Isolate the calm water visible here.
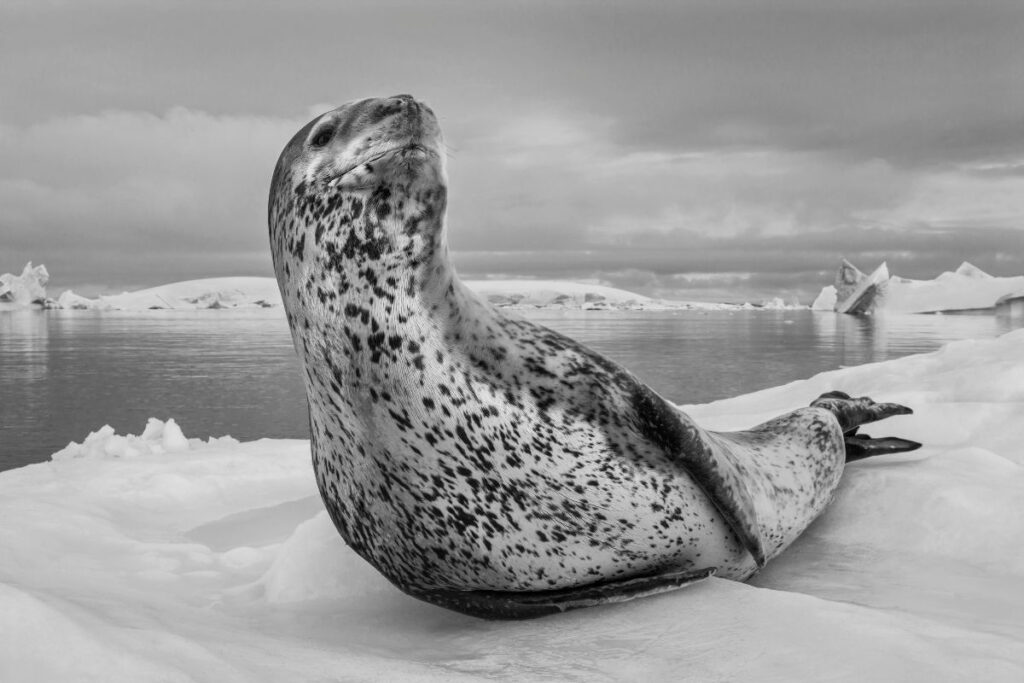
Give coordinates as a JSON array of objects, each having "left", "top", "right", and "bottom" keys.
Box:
[{"left": 2, "top": 308, "right": 1022, "bottom": 471}]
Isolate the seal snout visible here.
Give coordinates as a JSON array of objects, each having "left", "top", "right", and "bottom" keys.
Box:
[
  {"left": 355, "top": 95, "right": 441, "bottom": 165},
  {"left": 387, "top": 95, "right": 439, "bottom": 143},
  {"left": 368, "top": 94, "right": 420, "bottom": 125}
]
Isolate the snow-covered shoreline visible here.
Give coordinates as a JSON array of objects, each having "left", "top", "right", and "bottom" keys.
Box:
[
  {"left": 1, "top": 264, "right": 805, "bottom": 312},
  {"left": 3, "top": 329, "right": 1023, "bottom": 681},
  {"left": 8, "top": 260, "right": 1024, "bottom": 315}
]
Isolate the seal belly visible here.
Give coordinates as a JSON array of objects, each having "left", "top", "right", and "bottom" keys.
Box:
[{"left": 308, "top": 364, "right": 759, "bottom": 592}]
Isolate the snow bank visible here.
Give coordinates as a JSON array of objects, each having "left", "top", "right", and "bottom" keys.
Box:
[
  {"left": 0, "top": 262, "right": 48, "bottom": 309},
  {"left": 3, "top": 331, "right": 1024, "bottom": 680},
  {"left": 817, "top": 259, "right": 1024, "bottom": 314}
]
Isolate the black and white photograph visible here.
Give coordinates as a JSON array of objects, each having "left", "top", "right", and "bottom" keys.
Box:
[{"left": 2, "top": 1, "right": 1023, "bottom": 680}]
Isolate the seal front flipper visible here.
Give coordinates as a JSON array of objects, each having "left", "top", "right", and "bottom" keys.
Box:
[
  {"left": 411, "top": 567, "right": 717, "bottom": 620},
  {"left": 631, "top": 384, "right": 768, "bottom": 568}
]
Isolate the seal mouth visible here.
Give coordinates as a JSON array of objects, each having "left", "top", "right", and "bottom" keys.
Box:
[{"left": 328, "top": 143, "right": 438, "bottom": 184}]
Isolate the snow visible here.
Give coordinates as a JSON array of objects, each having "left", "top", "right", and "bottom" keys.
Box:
[
  {"left": 817, "top": 259, "right": 1024, "bottom": 314},
  {"left": 0, "top": 262, "right": 49, "bottom": 310},
  {"left": 3, "top": 331, "right": 1024, "bottom": 681}
]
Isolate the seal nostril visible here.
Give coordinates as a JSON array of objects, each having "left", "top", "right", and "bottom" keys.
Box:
[
  {"left": 369, "top": 101, "right": 404, "bottom": 124},
  {"left": 394, "top": 94, "right": 418, "bottom": 111}
]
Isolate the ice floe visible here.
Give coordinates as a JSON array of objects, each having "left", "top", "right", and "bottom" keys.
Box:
[{"left": 2, "top": 330, "right": 1023, "bottom": 680}]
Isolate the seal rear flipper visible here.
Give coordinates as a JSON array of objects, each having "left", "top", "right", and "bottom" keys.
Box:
[
  {"left": 810, "top": 391, "right": 914, "bottom": 433},
  {"left": 844, "top": 433, "right": 922, "bottom": 462},
  {"left": 810, "top": 392, "right": 921, "bottom": 462},
  {"left": 631, "top": 384, "right": 768, "bottom": 568},
  {"left": 411, "top": 567, "right": 717, "bottom": 620}
]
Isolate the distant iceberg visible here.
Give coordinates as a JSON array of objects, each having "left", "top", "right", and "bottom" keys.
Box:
[
  {"left": 466, "top": 279, "right": 656, "bottom": 309},
  {"left": 47, "top": 277, "right": 285, "bottom": 311},
  {"left": 815, "top": 259, "right": 1024, "bottom": 315},
  {"left": 0, "top": 262, "right": 49, "bottom": 309},
  {"left": 832, "top": 260, "right": 891, "bottom": 315},
  {"left": 35, "top": 274, "right": 808, "bottom": 313},
  {"left": 465, "top": 280, "right": 804, "bottom": 311}
]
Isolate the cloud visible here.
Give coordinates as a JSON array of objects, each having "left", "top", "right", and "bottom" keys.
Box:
[
  {"left": 449, "top": 109, "right": 1024, "bottom": 254},
  {"left": 453, "top": 223, "right": 1024, "bottom": 304},
  {"left": 3, "top": 103, "right": 1022, "bottom": 301},
  {"left": 448, "top": 111, "right": 911, "bottom": 252},
  {"left": 4, "top": 2, "right": 1022, "bottom": 170},
  {"left": 0, "top": 108, "right": 306, "bottom": 289},
  {"left": 2, "top": 1, "right": 1023, "bottom": 298}
]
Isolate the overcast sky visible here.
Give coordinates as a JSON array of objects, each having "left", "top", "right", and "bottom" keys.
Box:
[{"left": 2, "top": 0, "right": 1023, "bottom": 302}]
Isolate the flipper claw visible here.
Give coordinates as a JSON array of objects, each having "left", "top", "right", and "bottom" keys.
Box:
[{"left": 844, "top": 435, "right": 922, "bottom": 461}]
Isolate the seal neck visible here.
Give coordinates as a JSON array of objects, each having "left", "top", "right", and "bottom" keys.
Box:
[{"left": 284, "top": 188, "right": 485, "bottom": 369}]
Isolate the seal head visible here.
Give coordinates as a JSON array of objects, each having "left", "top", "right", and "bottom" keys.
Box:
[{"left": 270, "top": 94, "right": 447, "bottom": 306}]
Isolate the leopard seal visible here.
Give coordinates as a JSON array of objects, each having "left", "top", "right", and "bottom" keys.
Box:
[{"left": 268, "top": 94, "right": 920, "bottom": 619}]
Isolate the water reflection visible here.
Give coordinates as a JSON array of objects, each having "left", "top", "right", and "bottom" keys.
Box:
[
  {"left": 0, "top": 310, "right": 49, "bottom": 380},
  {"left": 1, "top": 308, "right": 1022, "bottom": 471},
  {"left": 526, "top": 309, "right": 1023, "bottom": 405},
  {"left": 811, "top": 310, "right": 1019, "bottom": 369}
]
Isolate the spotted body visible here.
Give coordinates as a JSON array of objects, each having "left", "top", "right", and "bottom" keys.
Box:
[{"left": 269, "top": 95, "right": 911, "bottom": 619}]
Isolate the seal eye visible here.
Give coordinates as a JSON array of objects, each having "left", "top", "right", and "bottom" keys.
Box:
[{"left": 310, "top": 128, "right": 334, "bottom": 148}]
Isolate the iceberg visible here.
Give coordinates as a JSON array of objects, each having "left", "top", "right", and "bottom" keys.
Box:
[
  {"left": 53, "top": 289, "right": 100, "bottom": 310},
  {"left": 816, "top": 259, "right": 1024, "bottom": 315},
  {"left": 0, "top": 262, "right": 49, "bottom": 309},
  {"left": 2, "top": 330, "right": 1024, "bottom": 680},
  {"left": 832, "top": 259, "right": 891, "bottom": 314},
  {"left": 811, "top": 285, "right": 837, "bottom": 311}
]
